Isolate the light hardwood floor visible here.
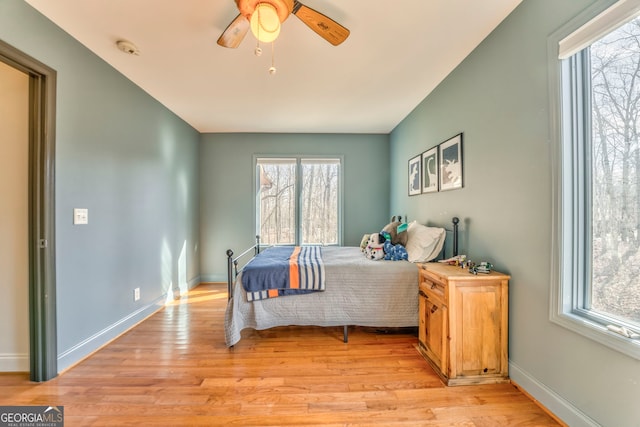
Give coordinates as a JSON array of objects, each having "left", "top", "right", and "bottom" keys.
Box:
[{"left": 0, "top": 283, "right": 562, "bottom": 426}]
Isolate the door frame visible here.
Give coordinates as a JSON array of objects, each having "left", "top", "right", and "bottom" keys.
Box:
[{"left": 0, "top": 40, "right": 57, "bottom": 381}]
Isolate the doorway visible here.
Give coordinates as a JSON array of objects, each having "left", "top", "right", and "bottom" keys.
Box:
[
  {"left": 0, "top": 60, "right": 29, "bottom": 373},
  {"left": 0, "top": 39, "right": 57, "bottom": 382}
]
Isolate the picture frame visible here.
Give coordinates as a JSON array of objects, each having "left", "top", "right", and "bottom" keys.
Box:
[
  {"left": 408, "top": 154, "right": 421, "bottom": 196},
  {"left": 439, "top": 133, "right": 463, "bottom": 191},
  {"left": 421, "top": 146, "right": 439, "bottom": 193}
]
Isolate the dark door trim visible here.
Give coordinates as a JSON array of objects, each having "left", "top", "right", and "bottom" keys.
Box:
[{"left": 0, "top": 39, "right": 57, "bottom": 381}]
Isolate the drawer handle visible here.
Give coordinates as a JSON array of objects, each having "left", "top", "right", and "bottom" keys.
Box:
[{"left": 431, "top": 283, "right": 436, "bottom": 290}]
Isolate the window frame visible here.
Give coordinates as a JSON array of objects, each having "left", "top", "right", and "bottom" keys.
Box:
[
  {"left": 549, "top": 0, "right": 640, "bottom": 360},
  {"left": 253, "top": 154, "right": 344, "bottom": 247}
]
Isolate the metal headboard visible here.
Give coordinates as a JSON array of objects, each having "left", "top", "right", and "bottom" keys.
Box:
[
  {"left": 450, "top": 216, "right": 460, "bottom": 257},
  {"left": 436, "top": 216, "right": 460, "bottom": 261}
]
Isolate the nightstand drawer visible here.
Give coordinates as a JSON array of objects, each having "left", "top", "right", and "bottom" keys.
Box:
[{"left": 420, "top": 270, "right": 446, "bottom": 303}]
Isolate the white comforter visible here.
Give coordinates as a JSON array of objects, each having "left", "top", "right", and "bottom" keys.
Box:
[{"left": 224, "top": 246, "right": 419, "bottom": 346}]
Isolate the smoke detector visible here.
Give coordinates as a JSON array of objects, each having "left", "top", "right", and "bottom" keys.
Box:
[{"left": 116, "top": 40, "right": 140, "bottom": 55}]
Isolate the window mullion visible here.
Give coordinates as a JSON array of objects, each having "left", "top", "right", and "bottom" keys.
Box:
[{"left": 295, "top": 158, "right": 302, "bottom": 246}]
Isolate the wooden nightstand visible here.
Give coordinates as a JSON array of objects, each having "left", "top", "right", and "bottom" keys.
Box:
[{"left": 417, "top": 262, "right": 510, "bottom": 386}]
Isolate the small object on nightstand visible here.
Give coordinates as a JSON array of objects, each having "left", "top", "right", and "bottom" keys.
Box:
[
  {"left": 439, "top": 254, "right": 467, "bottom": 266},
  {"left": 470, "top": 261, "right": 493, "bottom": 274}
]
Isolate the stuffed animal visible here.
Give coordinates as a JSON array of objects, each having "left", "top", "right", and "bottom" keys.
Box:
[
  {"left": 365, "top": 232, "right": 408, "bottom": 261},
  {"left": 365, "top": 245, "right": 385, "bottom": 261},
  {"left": 383, "top": 240, "right": 408, "bottom": 261},
  {"left": 359, "top": 234, "right": 370, "bottom": 252},
  {"left": 364, "top": 233, "right": 386, "bottom": 260},
  {"left": 381, "top": 216, "right": 408, "bottom": 246}
]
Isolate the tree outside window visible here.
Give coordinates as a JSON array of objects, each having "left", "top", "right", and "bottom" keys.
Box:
[
  {"left": 589, "top": 16, "right": 640, "bottom": 326},
  {"left": 256, "top": 157, "right": 340, "bottom": 246}
]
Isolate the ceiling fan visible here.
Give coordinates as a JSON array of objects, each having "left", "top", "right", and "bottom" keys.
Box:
[{"left": 217, "top": 0, "right": 350, "bottom": 48}]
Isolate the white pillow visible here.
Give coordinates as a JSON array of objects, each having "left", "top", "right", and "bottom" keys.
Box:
[{"left": 405, "top": 221, "right": 446, "bottom": 263}]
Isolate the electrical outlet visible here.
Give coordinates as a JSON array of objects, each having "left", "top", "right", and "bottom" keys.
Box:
[{"left": 134, "top": 288, "right": 140, "bottom": 302}]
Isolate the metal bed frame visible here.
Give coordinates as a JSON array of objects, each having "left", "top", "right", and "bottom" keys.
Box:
[
  {"left": 226, "top": 235, "right": 262, "bottom": 302},
  {"left": 225, "top": 217, "right": 459, "bottom": 343}
]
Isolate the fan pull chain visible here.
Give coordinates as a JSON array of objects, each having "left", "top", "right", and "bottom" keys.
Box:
[
  {"left": 251, "top": 5, "right": 276, "bottom": 74},
  {"left": 254, "top": 6, "right": 262, "bottom": 56},
  {"left": 269, "top": 41, "right": 276, "bottom": 75}
]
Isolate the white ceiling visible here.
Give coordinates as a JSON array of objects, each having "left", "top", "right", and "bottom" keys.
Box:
[{"left": 25, "top": 0, "right": 522, "bottom": 134}]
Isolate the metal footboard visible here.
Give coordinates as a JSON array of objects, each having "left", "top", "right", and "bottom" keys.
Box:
[{"left": 226, "top": 235, "right": 261, "bottom": 301}]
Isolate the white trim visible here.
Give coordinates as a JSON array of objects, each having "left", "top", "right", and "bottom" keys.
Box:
[
  {"left": 559, "top": 0, "right": 640, "bottom": 59},
  {"left": 200, "top": 274, "right": 227, "bottom": 283},
  {"left": 57, "top": 295, "right": 166, "bottom": 372},
  {"left": 56, "top": 277, "right": 203, "bottom": 372},
  {"left": 510, "top": 361, "right": 601, "bottom": 427},
  {"left": 551, "top": 312, "right": 640, "bottom": 359},
  {"left": 0, "top": 353, "right": 29, "bottom": 372}
]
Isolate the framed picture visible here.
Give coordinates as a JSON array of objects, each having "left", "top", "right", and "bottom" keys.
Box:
[
  {"left": 408, "top": 154, "right": 421, "bottom": 196},
  {"left": 439, "top": 133, "right": 463, "bottom": 191},
  {"left": 421, "top": 147, "right": 439, "bottom": 193}
]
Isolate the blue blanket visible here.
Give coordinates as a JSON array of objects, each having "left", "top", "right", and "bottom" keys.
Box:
[{"left": 241, "top": 246, "right": 325, "bottom": 301}]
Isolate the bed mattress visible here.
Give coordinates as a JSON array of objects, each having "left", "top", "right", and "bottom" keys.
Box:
[{"left": 224, "top": 246, "right": 419, "bottom": 346}]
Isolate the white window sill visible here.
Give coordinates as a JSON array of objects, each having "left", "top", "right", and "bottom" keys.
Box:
[{"left": 551, "top": 311, "right": 640, "bottom": 360}]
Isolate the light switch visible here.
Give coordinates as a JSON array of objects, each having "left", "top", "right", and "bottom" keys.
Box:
[{"left": 73, "top": 208, "right": 88, "bottom": 225}]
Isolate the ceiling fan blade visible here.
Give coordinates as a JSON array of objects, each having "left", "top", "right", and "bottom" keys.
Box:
[
  {"left": 217, "top": 14, "right": 250, "bottom": 48},
  {"left": 292, "top": 1, "right": 350, "bottom": 46}
]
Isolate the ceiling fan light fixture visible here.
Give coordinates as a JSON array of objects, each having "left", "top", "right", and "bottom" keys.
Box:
[{"left": 250, "top": 3, "right": 280, "bottom": 43}]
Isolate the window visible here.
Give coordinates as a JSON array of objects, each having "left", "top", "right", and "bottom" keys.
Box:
[
  {"left": 551, "top": 0, "right": 640, "bottom": 358},
  {"left": 256, "top": 157, "right": 341, "bottom": 246},
  {"left": 589, "top": 16, "right": 640, "bottom": 330}
]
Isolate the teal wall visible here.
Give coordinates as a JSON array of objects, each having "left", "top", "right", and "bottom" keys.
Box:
[
  {"left": 0, "top": 0, "right": 201, "bottom": 371},
  {"left": 390, "top": 0, "right": 639, "bottom": 426},
  {"left": 199, "top": 133, "right": 390, "bottom": 281}
]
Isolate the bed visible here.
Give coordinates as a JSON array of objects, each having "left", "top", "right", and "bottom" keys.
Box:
[{"left": 224, "top": 218, "right": 459, "bottom": 347}]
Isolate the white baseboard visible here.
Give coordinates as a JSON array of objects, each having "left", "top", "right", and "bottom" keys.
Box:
[
  {"left": 9, "top": 277, "right": 203, "bottom": 377},
  {"left": 57, "top": 296, "right": 165, "bottom": 373},
  {"left": 509, "top": 361, "right": 601, "bottom": 427},
  {"left": 0, "top": 353, "right": 29, "bottom": 372},
  {"left": 188, "top": 276, "right": 201, "bottom": 288},
  {"left": 200, "top": 274, "right": 227, "bottom": 283},
  {"left": 173, "top": 276, "right": 203, "bottom": 296},
  {"left": 56, "top": 277, "right": 200, "bottom": 373}
]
